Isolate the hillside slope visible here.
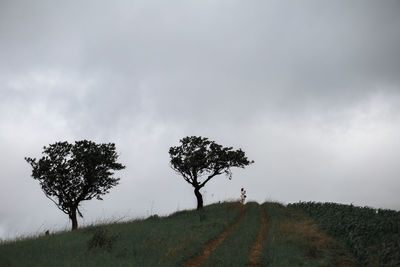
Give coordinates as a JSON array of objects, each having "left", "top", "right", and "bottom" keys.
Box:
[
  {"left": 289, "top": 202, "right": 400, "bottom": 266},
  {"left": 0, "top": 201, "right": 368, "bottom": 266}
]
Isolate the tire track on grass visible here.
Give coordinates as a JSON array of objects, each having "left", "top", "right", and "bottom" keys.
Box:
[
  {"left": 248, "top": 206, "right": 268, "bottom": 267},
  {"left": 184, "top": 205, "right": 245, "bottom": 267}
]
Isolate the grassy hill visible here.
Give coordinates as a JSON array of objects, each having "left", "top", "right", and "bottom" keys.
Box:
[{"left": 0, "top": 201, "right": 398, "bottom": 266}]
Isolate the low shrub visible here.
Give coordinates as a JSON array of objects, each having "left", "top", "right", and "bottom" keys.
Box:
[{"left": 87, "top": 227, "right": 119, "bottom": 252}]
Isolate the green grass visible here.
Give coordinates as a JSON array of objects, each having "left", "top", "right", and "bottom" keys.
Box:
[
  {"left": 289, "top": 201, "right": 400, "bottom": 266},
  {"left": 0, "top": 201, "right": 241, "bottom": 267},
  {"left": 260, "top": 202, "right": 356, "bottom": 266},
  {"left": 203, "top": 201, "right": 261, "bottom": 266},
  {"left": 0, "top": 201, "right": 375, "bottom": 266}
]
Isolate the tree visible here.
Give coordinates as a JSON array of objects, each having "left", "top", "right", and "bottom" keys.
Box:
[
  {"left": 169, "top": 136, "right": 254, "bottom": 210},
  {"left": 25, "top": 140, "right": 125, "bottom": 230}
]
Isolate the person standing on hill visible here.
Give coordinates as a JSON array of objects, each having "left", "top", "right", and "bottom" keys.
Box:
[{"left": 241, "top": 188, "right": 247, "bottom": 204}]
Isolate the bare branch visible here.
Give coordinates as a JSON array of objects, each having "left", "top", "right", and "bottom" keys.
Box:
[
  {"left": 199, "top": 170, "right": 221, "bottom": 188},
  {"left": 44, "top": 193, "right": 69, "bottom": 215}
]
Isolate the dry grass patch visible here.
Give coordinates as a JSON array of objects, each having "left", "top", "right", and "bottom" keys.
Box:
[{"left": 279, "top": 219, "right": 333, "bottom": 259}]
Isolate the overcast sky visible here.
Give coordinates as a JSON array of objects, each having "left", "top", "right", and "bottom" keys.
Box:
[{"left": 1, "top": 0, "right": 400, "bottom": 240}]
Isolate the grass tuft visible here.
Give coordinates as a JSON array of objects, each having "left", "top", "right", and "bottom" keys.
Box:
[{"left": 87, "top": 227, "right": 119, "bottom": 252}]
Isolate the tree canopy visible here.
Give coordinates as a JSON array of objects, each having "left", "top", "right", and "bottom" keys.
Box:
[
  {"left": 25, "top": 140, "right": 125, "bottom": 230},
  {"left": 169, "top": 136, "right": 253, "bottom": 209}
]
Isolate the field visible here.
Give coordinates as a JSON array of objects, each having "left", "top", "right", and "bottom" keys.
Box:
[
  {"left": 0, "top": 201, "right": 397, "bottom": 266},
  {"left": 289, "top": 202, "right": 400, "bottom": 266}
]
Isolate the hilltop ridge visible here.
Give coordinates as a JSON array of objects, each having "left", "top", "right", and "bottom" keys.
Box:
[{"left": 1, "top": 201, "right": 399, "bottom": 266}]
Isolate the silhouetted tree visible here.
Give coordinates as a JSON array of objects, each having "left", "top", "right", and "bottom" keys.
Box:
[
  {"left": 25, "top": 140, "right": 125, "bottom": 230},
  {"left": 169, "top": 136, "right": 254, "bottom": 210}
]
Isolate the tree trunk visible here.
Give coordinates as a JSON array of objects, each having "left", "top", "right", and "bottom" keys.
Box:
[
  {"left": 69, "top": 209, "right": 78, "bottom": 231},
  {"left": 194, "top": 187, "right": 203, "bottom": 210}
]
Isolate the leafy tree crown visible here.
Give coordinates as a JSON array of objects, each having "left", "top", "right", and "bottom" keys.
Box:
[
  {"left": 169, "top": 136, "right": 254, "bottom": 188},
  {"left": 25, "top": 140, "right": 125, "bottom": 216}
]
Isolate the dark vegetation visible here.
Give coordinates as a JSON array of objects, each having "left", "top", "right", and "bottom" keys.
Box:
[
  {"left": 289, "top": 202, "right": 400, "bottom": 266},
  {"left": 261, "top": 202, "right": 356, "bottom": 266},
  {"left": 169, "top": 136, "right": 253, "bottom": 209},
  {"left": 203, "top": 202, "right": 261, "bottom": 266},
  {"left": 87, "top": 227, "right": 119, "bottom": 252},
  {"left": 0, "top": 202, "right": 241, "bottom": 266},
  {"left": 0, "top": 201, "right": 376, "bottom": 266},
  {"left": 25, "top": 140, "right": 125, "bottom": 230}
]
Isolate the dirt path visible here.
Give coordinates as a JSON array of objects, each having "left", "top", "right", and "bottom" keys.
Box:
[
  {"left": 184, "top": 205, "right": 246, "bottom": 267},
  {"left": 248, "top": 206, "right": 268, "bottom": 267}
]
